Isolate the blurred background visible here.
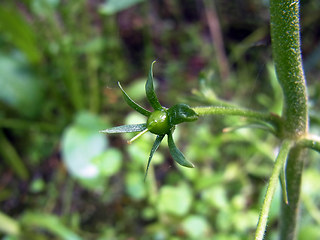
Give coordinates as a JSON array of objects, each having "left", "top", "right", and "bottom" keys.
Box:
[{"left": 0, "top": 0, "right": 320, "bottom": 239}]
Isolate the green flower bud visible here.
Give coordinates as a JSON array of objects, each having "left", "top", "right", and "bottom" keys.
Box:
[{"left": 147, "top": 110, "right": 171, "bottom": 135}]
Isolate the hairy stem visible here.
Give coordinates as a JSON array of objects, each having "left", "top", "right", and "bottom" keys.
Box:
[
  {"left": 270, "top": 0, "right": 308, "bottom": 138},
  {"left": 192, "top": 106, "right": 280, "bottom": 126},
  {"left": 255, "top": 140, "right": 292, "bottom": 240},
  {"left": 270, "top": 0, "right": 308, "bottom": 239},
  {"left": 280, "top": 147, "right": 306, "bottom": 240},
  {"left": 297, "top": 138, "right": 320, "bottom": 153}
]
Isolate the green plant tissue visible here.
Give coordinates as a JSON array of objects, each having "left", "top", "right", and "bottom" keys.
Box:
[
  {"left": 157, "top": 184, "right": 193, "bottom": 216},
  {"left": 61, "top": 112, "right": 108, "bottom": 180},
  {"left": 0, "top": 52, "right": 43, "bottom": 118},
  {"left": 99, "top": 0, "right": 145, "bottom": 15}
]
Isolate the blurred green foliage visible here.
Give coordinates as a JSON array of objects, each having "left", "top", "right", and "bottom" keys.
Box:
[{"left": 0, "top": 0, "right": 319, "bottom": 239}]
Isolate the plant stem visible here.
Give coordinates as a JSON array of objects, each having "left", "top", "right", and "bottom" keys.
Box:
[
  {"left": 279, "top": 147, "right": 306, "bottom": 240},
  {"left": 255, "top": 140, "right": 292, "bottom": 240},
  {"left": 297, "top": 137, "right": 320, "bottom": 153},
  {"left": 192, "top": 106, "right": 280, "bottom": 125},
  {"left": 270, "top": 1, "right": 308, "bottom": 239},
  {"left": 270, "top": 0, "right": 308, "bottom": 138}
]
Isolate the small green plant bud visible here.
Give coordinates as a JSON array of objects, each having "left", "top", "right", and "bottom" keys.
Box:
[
  {"left": 102, "top": 61, "right": 198, "bottom": 179},
  {"left": 147, "top": 110, "right": 171, "bottom": 135}
]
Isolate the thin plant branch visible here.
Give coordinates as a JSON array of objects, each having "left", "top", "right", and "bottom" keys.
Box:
[
  {"left": 255, "top": 140, "right": 292, "bottom": 240},
  {"left": 297, "top": 137, "right": 320, "bottom": 153},
  {"left": 192, "top": 106, "right": 281, "bottom": 126}
]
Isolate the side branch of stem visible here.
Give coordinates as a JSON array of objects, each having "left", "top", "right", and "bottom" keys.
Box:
[
  {"left": 192, "top": 106, "right": 280, "bottom": 126},
  {"left": 255, "top": 140, "right": 292, "bottom": 240},
  {"left": 297, "top": 137, "right": 320, "bottom": 153}
]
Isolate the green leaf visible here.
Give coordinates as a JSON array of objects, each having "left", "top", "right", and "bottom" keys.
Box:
[
  {"left": 144, "top": 134, "right": 165, "bottom": 180},
  {"left": 99, "top": 0, "right": 145, "bottom": 15},
  {"left": 61, "top": 112, "right": 107, "bottom": 180},
  {"left": 31, "top": 0, "right": 60, "bottom": 18},
  {"left": 167, "top": 132, "right": 194, "bottom": 168},
  {"left": 182, "top": 215, "right": 210, "bottom": 238},
  {"left": 118, "top": 82, "right": 151, "bottom": 117},
  {"left": 157, "top": 184, "right": 193, "bottom": 216},
  {"left": 0, "top": 211, "right": 20, "bottom": 235},
  {"left": 0, "top": 52, "right": 43, "bottom": 118},
  {"left": 168, "top": 103, "right": 198, "bottom": 125},
  {"left": 145, "top": 61, "right": 162, "bottom": 111},
  {"left": 125, "top": 79, "right": 147, "bottom": 101},
  {"left": 92, "top": 148, "right": 122, "bottom": 177},
  {"left": 0, "top": 130, "right": 29, "bottom": 180},
  {"left": 298, "top": 225, "right": 320, "bottom": 240},
  {"left": 125, "top": 172, "right": 146, "bottom": 200},
  {"left": 29, "top": 178, "right": 45, "bottom": 193},
  {"left": 0, "top": 7, "right": 41, "bottom": 63},
  {"left": 100, "top": 123, "right": 147, "bottom": 133},
  {"left": 21, "top": 212, "right": 82, "bottom": 240}
]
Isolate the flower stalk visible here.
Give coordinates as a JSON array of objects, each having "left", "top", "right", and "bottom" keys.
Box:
[{"left": 192, "top": 106, "right": 280, "bottom": 124}]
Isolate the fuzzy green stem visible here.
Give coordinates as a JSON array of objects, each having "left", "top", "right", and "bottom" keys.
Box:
[
  {"left": 280, "top": 147, "right": 306, "bottom": 240},
  {"left": 296, "top": 138, "right": 320, "bottom": 153},
  {"left": 270, "top": 1, "right": 308, "bottom": 239},
  {"left": 255, "top": 140, "right": 292, "bottom": 240},
  {"left": 192, "top": 106, "right": 280, "bottom": 125},
  {"left": 270, "top": 0, "right": 308, "bottom": 138}
]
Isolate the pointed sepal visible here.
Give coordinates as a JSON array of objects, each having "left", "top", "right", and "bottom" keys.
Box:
[
  {"left": 167, "top": 131, "right": 194, "bottom": 168},
  {"left": 118, "top": 82, "right": 151, "bottom": 117},
  {"left": 145, "top": 61, "right": 163, "bottom": 111},
  {"left": 100, "top": 123, "right": 147, "bottom": 133},
  {"left": 144, "top": 134, "right": 165, "bottom": 181}
]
